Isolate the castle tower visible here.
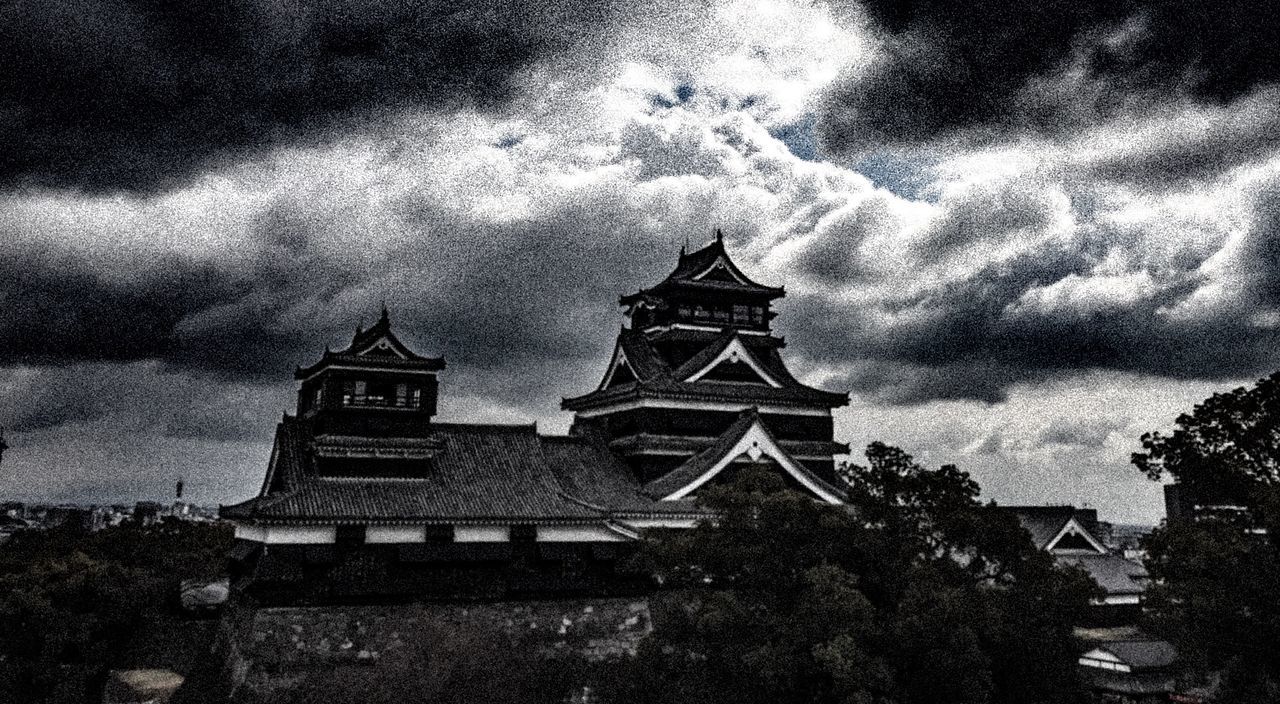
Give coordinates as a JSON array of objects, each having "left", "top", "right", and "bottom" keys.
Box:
[
  {"left": 563, "top": 231, "right": 850, "bottom": 495},
  {"left": 293, "top": 306, "right": 444, "bottom": 442}
]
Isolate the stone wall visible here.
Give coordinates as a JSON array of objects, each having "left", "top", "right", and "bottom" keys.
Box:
[{"left": 226, "top": 598, "right": 651, "bottom": 700}]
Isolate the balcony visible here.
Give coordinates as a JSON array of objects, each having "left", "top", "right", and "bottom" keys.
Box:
[{"left": 341, "top": 394, "right": 421, "bottom": 410}]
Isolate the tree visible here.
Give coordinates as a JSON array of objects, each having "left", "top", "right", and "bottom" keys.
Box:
[
  {"left": 0, "top": 520, "right": 231, "bottom": 704},
  {"left": 1133, "top": 373, "right": 1280, "bottom": 701},
  {"left": 604, "top": 443, "right": 1095, "bottom": 704},
  {"left": 1133, "top": 370, "right": 1280, "bottom": 510}
]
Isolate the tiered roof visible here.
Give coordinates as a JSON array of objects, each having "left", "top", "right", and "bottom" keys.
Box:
[
  {"left": 295, "top": 308, "right": 445, "bottom": 379},
  {"left": 619, "top": 230, "right": 784, "bottom": 306},
  {"left": 563, "top": 328, "right": 848, "bottom": 411}
]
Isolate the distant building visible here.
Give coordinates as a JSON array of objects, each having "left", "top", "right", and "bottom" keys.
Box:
[
  {"left": 221, "top": 234, "right": 850, "bottom": 603},
  {"left": 1002, "top": 505, "right": 1180, "bottom": 703},
  {"left": 45, "top": 505, "right": 96, "bottom": 532},
  {"left": 1002, "top": 506, "right": 1149, "bottom": 623},
  {"left": 1164, "top": 482, "right": 1257, "bottom": 528},
  {"left": 1075, "top": 631, "right": 1181, "bottom": 703},
  {"left": 134, "top": 501, "right": 164, "bottom": 525}
]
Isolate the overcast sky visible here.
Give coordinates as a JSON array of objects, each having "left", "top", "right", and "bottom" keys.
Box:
[{"left": 4, "top": 0, "right": 1279, "bottom": 524}]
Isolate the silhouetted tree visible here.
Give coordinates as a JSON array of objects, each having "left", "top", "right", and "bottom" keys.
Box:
[
  {"left": 604, "top": 443, "right": 1094, "bottom": 704},
  {"left": 1134, "top": 374, "right": 1280, "bottom": 701},
  {"left": 0, "top": 521, "right": 231, "bottom": 704}
]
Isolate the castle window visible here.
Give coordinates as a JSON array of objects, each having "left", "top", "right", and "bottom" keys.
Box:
[
  {"left": 424, "top": 524, "right": 454, "bottom": 544},
  {"left": 750, "top": 306, "right": 764, "bottom": 324},
  {"left": 732, "top": 304, "right": 749, "bottom": 324},
  {"left": 711, "top": 307, "right": 729, "bottom": 322},
  {"left": 313, "top": 387, "right": 323, "bottom": 406},
  {"left": 410, "top": 388, "right": 422, "bottom": 408},
  {"left": 336, "top": 524, "right": 366, "bottom": 546},
  {"left": 396, "top": 383, "right": 408, "bottom": 407},
  {"left": 693, "top": 305, "right": 710, "bottom": 319},
  {"left": 510, "top": 524, "right": 536, "bottom": 543},
  {"left": 365, "top": 381, "right": 392, "bottom": 405}
]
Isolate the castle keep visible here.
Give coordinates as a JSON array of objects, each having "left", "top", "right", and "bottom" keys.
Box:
[{"left": 221, "top": 233, "right": 849, "bottom": 602}]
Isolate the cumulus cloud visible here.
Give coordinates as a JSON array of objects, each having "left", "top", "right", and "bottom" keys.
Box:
[{"left": 1035, "top": 415, "right": 1129, "bottom": 449}]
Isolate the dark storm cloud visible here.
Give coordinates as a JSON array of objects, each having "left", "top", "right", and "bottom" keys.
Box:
[
  {"left": 820, "top": 0, "right": 1280, "bottom": 156},
  {"left": 819, "top": 0, "right": 1124, "bottom": 151},
  {"left": 783, "top": 187, "right": 1280, "bottom": 405},
  {"left": 0, "top": 363, "right": 279, "bottom": 441},
  {"left": 0, "top": 179, "right": 694, "bottom": 431},
  {"left": 0, "top": 0, "right": 617, "bottom": 193},
  {"left": 0, "top": 243, "right": 243, "bottom": 365},
  {"left": 0, "top": 204, "right": 363, "bottom": 376}
]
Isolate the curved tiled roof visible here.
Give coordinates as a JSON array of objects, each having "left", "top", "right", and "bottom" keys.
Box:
[
  {"left": 1095, "top": 640, "right": 1178, "bottom": 670},
  {"left": 641, "top": 409, "right": 847, "bottom": 502},
  {"left": 563, "top": 374, "right": 849, "bottom": 410},
  {"left": 222, "top": 417, "right": 701, "bottom": 524},
  {"left": 294, "top": 309, "right": 445, "bottom": 379},
  {"left": 609, "top": 433, "right": 849, "bottom": 458},
  {"left": 565, "top": 326, "right": 847, "bottom": 411},
  {"left": 620, "top": 234, "right": 784, "bottom": 306},
  {"left": 1058, "top": 553, "right": 1149, "bottom": 596}
]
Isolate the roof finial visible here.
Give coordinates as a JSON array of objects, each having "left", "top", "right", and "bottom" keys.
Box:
[
  {"left": 379, "top": 298, "right": 389, "bottom": 325},
  {"left": 715, "top": 227, "right": 723, "bottom": 244}
]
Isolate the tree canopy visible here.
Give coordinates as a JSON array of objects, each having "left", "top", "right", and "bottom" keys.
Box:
[
  {"left": 602, "top": 442, "right": 1096, "bottom": 704},
  {"left": 1133, "top": 373, "right": 1280, "bottom": 702},
  {"left": 0, "top": 518, "right": 231, "bottom": 704},
  {"left": 1133, "top": 370, "right": 1280, "bottom": 509}
]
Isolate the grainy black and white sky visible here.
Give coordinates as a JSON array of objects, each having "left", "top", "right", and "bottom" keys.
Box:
[{"left": 4, "top": 0, "right": 1280, "bottom": 523}]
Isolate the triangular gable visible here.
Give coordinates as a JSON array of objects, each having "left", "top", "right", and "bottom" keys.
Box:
[
  {"left": 656, "top": 417, "right": 843, "bottom": 504},
  {"left": 1045, "top": 516, "right": 1107, "bottom": 554},
  {"left": 684, "top": 337, "right": 782, "bottom": 387},
  {"left": 597, "top": 342, "right": 639, "bottom": 391},
  {"left": 355, "top": 334, "right": 411, "bottom": 358},
  {"left": 1081, "top": 648, "right": 1124, "bottom": 664},
  {"left": 692, "top": 258, "right": 750, "bottom": 285},
  {"left": 1079, "top": 648, "right": 1131, "bottom": 672}
]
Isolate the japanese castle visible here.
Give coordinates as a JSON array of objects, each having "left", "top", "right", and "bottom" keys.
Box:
[{"left": 222, "top": 232, "right": 849, "bottom": 602}]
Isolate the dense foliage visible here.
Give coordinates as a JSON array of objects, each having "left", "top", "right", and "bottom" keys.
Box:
[
  {"left": 602, "top": 443, "right": 1096, "bottom": 704},
  {"left": 1133, "top": 370, "right": 1280, "bottom": 507},
  {"left": 0, "top": 518, "right": 231, "bottom": 703},
  {"left": 1133, "top": 373, "right": 1280, "bottom": 701}
]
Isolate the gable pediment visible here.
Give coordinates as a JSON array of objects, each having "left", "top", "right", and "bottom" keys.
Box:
[
  {"left": 652, "top": 417, "right": 843, "bottom": 504},
  {"left": 1046, "top": 517, "right": 1107, "bottom": 554},
  {"left": 598, "top": 343, "right": 639, "bottom": 391},
  {"left": 685, "top": 338, "right": 782, "bottom": 387},
  {"left": 693, "top": 259, "right": 749, "bottom": 284},
  {"left": 357, "top": 335, "right": 409, "bottom": 358}
]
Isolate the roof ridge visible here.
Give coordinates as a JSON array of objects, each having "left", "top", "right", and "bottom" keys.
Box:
[{"left": 430, "top": 421, "right": 538, "bottom": 433}]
